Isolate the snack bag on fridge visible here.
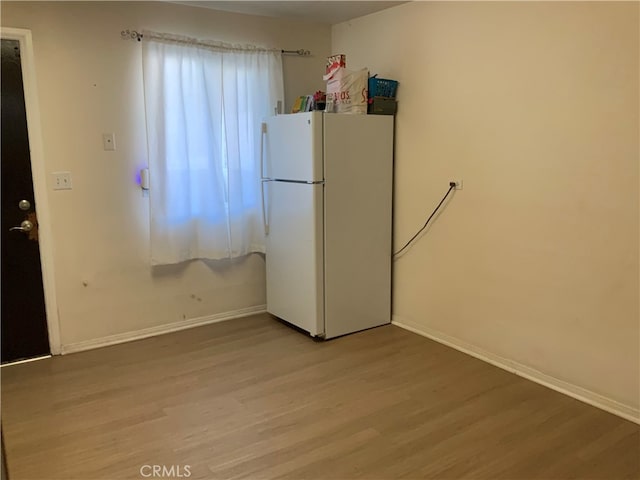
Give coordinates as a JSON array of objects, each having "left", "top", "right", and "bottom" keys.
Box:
[{"left": 324, "top": 67, "right": 368, "bottom": 115}]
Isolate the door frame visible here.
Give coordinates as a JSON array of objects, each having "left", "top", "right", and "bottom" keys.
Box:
[{"left": 1, "top": 27, "right": 61, "bottom": 355}]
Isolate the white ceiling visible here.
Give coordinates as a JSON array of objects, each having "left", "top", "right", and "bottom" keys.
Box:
[{"left": 176, "top": 1, "right": 407, "bottom": 25}]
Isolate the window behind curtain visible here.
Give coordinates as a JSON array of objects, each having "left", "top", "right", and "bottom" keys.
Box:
[{"left": 142, "top": 36, "right": 284, "bottom": 265}]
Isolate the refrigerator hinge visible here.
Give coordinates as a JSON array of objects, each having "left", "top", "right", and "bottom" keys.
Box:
[{"left": 261, "top": 122, "right": 267, "bottom": 133}]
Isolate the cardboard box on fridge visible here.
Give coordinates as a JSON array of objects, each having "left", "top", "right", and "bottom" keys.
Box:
[
  {"left": 367, "top": 96, "right": 397, "bottom": 115},
  {"left": 325, "top": 54, "right": 346, "bottom": 76}
]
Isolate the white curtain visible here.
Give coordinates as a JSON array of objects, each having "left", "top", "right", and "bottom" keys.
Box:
[{"left": 142, "top": 34, "right": 284, "bottom": 265}]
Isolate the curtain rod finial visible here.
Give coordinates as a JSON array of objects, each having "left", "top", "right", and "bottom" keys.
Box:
[{"left": 121, "top": 29, "right": 143, "bottom": 42}]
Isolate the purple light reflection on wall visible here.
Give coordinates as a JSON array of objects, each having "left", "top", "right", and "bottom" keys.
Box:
[{"left": 134, "top": 165, "right": 148, "bottom": 186}]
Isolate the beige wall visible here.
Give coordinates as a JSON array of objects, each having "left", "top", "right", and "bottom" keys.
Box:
[
  {"left": 1, "top": 1, "right": 330, "bottom": 347},
  {"left": 333, "top": 2, "right": 639, "bottom": 412}
]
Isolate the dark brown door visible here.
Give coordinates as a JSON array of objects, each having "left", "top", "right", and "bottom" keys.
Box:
[{"left": 1, "top": 39, "right": 50, "bottom": 363}]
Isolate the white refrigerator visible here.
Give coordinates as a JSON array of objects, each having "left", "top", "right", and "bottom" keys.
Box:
[{"left": 261, "top": 112, "right": 394, "bottom": 339}]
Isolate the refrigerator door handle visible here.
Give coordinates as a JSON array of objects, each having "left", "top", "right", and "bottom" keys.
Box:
[
  {"left": 261, "top": 178, "right": 270, "bottom": 235},
  {"left": 260, "top": 122, "right": 270, "bottom": 235},
  {"left": 260, "top": 122, "right": 267, "bottom": 180}
]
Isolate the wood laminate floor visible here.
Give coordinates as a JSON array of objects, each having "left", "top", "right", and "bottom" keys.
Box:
[{"left": 1, "top": 314, "right": 638, "bottom": 480}]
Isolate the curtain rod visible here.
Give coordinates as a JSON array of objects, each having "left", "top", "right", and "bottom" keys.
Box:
[
  {"left": 120, "top": 29, "right": 311, "bottom": 56},
  {"left": 281, "top": 49, "right": 311, "bottom": 56}
]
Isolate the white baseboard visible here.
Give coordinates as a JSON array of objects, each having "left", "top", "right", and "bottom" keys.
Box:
[
  {"left": 392, "top": 315, "right": 640, "bottom": 425},
  {"left": 61, "top": 305, "right": 267, "bottom": 355}
]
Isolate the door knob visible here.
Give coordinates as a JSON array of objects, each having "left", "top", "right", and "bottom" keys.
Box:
[{"left": 9, "top": 220, "right": 33, "bottom": 232}]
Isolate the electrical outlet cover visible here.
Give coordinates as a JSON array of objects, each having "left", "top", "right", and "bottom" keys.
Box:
[
  {"left": 102, "top": 133, "right": 116, "bottom": 151},
  {"left": 52, "top": 171, "right": 72, "bottom": 190}
]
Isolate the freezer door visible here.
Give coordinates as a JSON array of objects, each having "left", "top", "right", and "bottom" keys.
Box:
[
  {"left": 264, "top": 112, "right": 323, "bottom": 182},
  {"left": 265, "top": 181, "right": 324, "bottom": 336}
]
